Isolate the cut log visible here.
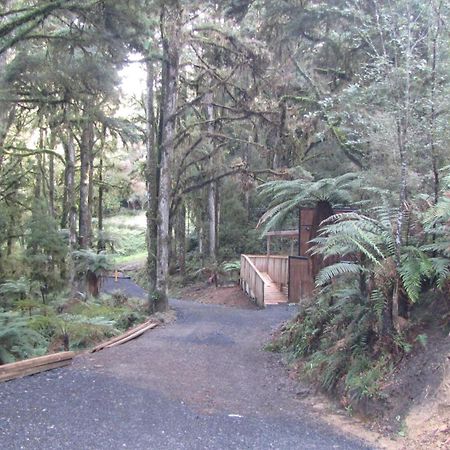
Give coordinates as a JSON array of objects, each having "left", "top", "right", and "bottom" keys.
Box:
[
  {"left": 91, "top": 320, "right": 158, "bottom": 353},
  {"left": 0, "top": 351, "right": 75, "bottom": 376},
  {"left": 0, "top": 359, "right": 72, "bottom": 383},
  {"left": 105, "top": 323, "right": 158, "bottom": 348},
  {"left": 0, "top": 351, "right": 75, "bottom": 383}
]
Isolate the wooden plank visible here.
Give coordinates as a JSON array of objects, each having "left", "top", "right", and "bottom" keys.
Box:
[
  {"left": 265, "top": 230, "right": 299, "bottom": 238},
  {"left": 91, "top": 319, "right": 158, "bottom": 353},
  {"left": 0, "top": 359, "right": 72, "bottom": 383},
  {"left": 105, "top": 323, "right": 158, "bottom": 348},
  {"left": 240, "top": 254, "right": 265, "bottom": 307},
  {"left": 0, "top": 351, "right": 75, "bottom": 376}
]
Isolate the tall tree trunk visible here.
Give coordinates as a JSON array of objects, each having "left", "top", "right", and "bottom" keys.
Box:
[
  {"left": 155, "top": 3, "right": 181, "bottom": 311},
  {"left": 61, "top": 132, "right": 77, "bottom": 249},
  {"left": 391, "top": 6, "right": 413, "bottom": 334},
  {"left": 79, "top": 114, "right": 94, "bottom": 249},
  {"left": 97, "top": 155, "right": 105, "bottom": 251},
  {"left": 146, "top": 58, "right": 158, "bottom": 309},
  {"left": 205, "top": 92, "right": 217, "bottom": 263},
  {"left": 34, "top": 127, "right": 45, "bottom": 200},
  {"left": 48, "top": 131, "right": 56, "bottom": 218},
  {"left": 0, "top": 4, "right": 14, "bottom": 169},
  {"left": 61, "top": 130, "right": 77, "bottom": 287},
  {"left": 208, "top": 181, "right": 217, "bottom": 261},
  {"left": 429, "top": 0, "right": 443, "bottom": 204},
  {"left": 88, "top": 134, "right": 95, "bottom": 243},
  {"left": 175, "top": 203, "right": 186, "bottom": 275},
  {"left": 198, "top": 207, "right": 204, "bottom": 259}
]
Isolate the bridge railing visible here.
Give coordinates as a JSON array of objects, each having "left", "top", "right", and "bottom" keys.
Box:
[
  {"left": 240, "top": 254, "right": 265, "bottom": 307},
  {"left": 243, "top": 255, "right": 288, "bottom": 287},
  {"left": 240, "top": 255, "right": 289, "bottom": 307}
]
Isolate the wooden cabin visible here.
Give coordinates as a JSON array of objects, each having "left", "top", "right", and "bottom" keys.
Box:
[{"left": 240, "top": 205, "right": 348, "bottom": 307}]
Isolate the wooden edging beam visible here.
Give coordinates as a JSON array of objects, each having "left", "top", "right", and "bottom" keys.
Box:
[
  {"left": 0, "top": 351, "right": 76, "bottom": 383},
  {"left": 105, "top": 323, "right": 158, "bottom": 349},
  {"left": 91, "top": 319, "right": 159, "bottom": 353},
  {"left": 0, "top": 319, "right": 160, "bottom": 383}
]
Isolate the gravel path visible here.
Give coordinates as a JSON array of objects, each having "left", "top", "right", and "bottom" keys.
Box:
[
  {"left": 0, "top": 298, "right": 374, "bottom": 450},
  {"left": 101, "top": 276, "right": 148, "bottom": 299}
]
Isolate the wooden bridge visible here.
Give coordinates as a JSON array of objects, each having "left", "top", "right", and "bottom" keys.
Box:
[
  {"left": 240, "top": 206, "right": 354, "bottom": 308},
  {"left": 240, "top": 254, "right": 314, "bottom": 307},
  {"left": 240, "top": 255, "right": 288, "bottom": 306}
]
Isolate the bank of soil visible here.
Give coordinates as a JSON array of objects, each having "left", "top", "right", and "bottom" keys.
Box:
[
  {"left": 383, "top": 331, "right": 450, "bottom": 449},
  {"left": 175, "top": 282, "right": 259, "bottom": 309},
  {"left": 292, "top": 331, "right": 450, "bottom": 450}
]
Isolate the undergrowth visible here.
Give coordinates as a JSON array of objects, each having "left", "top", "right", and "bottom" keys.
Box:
[
  {"left": 0, "top": 290, "right": 147, "bottom": 364},
  {"left": 268, "top": 280, "right": 410, "bottom": 410}
]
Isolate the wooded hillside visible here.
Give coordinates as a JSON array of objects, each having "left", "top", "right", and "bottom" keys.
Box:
[{"left": 1, "top": 1, "right": 450, "bottom": 429}]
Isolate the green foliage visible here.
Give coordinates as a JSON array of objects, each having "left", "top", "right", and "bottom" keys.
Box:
[
  {"left": 57, "top": 314, "right": 118, "bottom": 350},
  {"left": 0, "top": 289, "right": 147, "bottom": 362},
  {"left": 0, "top": 311, "right": 47, "bottom": 364},
  {"left": 269, "top": 180, "right": 450, "bottom": 408},
  {"left": 257, "top": 173, "right": 359, "bottom": 233},
  {"left": 311, "top": 205, "right": 447, "bottom": 303},
  {"left": 14, "top": 299, "right": 43, "bottom": 316},
  {"left": 28, "top": 314, "right": 60, "bottom": 340},
  {"left": 415, "top": 333, "right": 428, "bottom": 348},
  {"left": 0, "top": 277, "right": 31, "bottom": 303},
  {"left": 72, "top": 250, "right": 112, "bottom": 277},
  {"left": 345, "top": 356, "right": 391, "bottom": 403},
  {"left": 222, "top": 260, "right": 241, "bottom": 273},
  {"left": 25, "top": 201, "right": 67, "bottom": 285},
  {"left": 218, "top": 183, "right": 263, "bottom": 259},
  {"left": 271, "top": 282, "right": 390, "bottom": 403}
]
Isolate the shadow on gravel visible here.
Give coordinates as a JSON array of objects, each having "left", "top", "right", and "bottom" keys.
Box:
[{"left": 0, "top": 364, "right": 373, "bottom": 450}]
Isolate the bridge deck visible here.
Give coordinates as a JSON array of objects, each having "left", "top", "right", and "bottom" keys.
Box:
[{"left": 260, "top": 272, "right": 288, "bottom": 305}]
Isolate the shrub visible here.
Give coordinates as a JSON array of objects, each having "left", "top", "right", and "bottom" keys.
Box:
[{"left": 0, "top": 311, "right": 47, "bottom": 364}]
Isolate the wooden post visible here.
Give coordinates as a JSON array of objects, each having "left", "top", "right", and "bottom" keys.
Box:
[
  {"left": 298, "top": 208, "right": 301, "bottom": 256},
  {"left": 267, "top": 235, "right": 271, "bottom": 255}
]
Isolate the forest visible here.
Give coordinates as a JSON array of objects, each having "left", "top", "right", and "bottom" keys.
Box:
[{"left": 1, "top": 0, "right": 450, "bottom": 422}]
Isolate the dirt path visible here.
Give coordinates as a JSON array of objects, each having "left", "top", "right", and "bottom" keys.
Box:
[{"left": 0, "top": 297, "right": 375, "bottom": 449}]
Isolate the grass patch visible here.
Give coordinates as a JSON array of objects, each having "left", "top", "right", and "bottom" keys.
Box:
[
  {"left": 104, "top": 211, "right": 147, "bottom": 266},
  {"left": 113, "top": 251, "right": 147, "bottom": 266}
]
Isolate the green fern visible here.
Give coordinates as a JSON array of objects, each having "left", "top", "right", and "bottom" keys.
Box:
[
  {"left": 72, "top": 250, "right": 112, "bottom": 276},
  {"left": 315, "top": 262, "right": 363, "bottom": 287},
  {"left": 0, "top": 277, "right": 30, "bottom": 302},
  {"left": 0, "top": 311, "right": 47, "bottom": 364},
  {"left": 311, "top": 206, "right": 438, "bottom": 304},
  {"left": 257, "top": 172, "right": 360, "bottom": 232},
  {"left": 398, "top": 247, "right": 434, "bottom": 303}
]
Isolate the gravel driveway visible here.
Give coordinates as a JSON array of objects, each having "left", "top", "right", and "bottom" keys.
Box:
[{"left": 0, "top": 298, "right": 373, "bottom": 450}]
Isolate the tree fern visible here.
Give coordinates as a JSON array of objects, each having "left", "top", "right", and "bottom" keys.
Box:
[
  {"left": 315, "top": 262, "right": 363, "bottom": 287},
  {"left": 0, "top": 277, "right": 30, "bottom": 301},
  {"left": 72, "top": 250, "right": 112, "bottom": 276},
  {"left": 398, "top": 247, "right": 434, "bottom": 303},
  {"left": 257, "top": 172, "right": 360, "bottom": 232}
]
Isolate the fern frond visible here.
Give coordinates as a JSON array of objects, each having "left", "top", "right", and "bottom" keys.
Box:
[
  {"left": 399, "top": 247, "right": 433, "bottom": 303},
  {"left": 429, "top": 257, "right": 450, "bottom": 289},
  {"left": 316, "top": 262, "right": 363, "bottom": 286}
]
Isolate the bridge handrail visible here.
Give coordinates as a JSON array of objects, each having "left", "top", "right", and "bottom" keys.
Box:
[{"left": 240, "top": 254, "right": 265, "bottom": 307}]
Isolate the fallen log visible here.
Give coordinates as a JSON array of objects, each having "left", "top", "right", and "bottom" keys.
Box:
[
  {"left": 0, "top": 351, "right": 75, "bottom": 383},
  {"left": 91, "top": 319, "right": 159, "bottom": 353},
  {"left": 105, "top": 323, "right": 158, "bottom": 349}
]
